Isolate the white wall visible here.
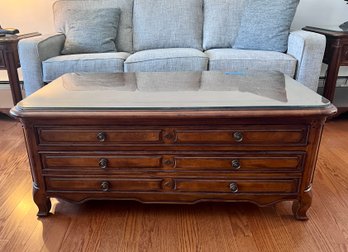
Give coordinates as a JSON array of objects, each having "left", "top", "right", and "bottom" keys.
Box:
[
  {"left": 1, "top": 0, "right": 348, "bottom": 80},
  {"left": 1, "top": 0, "right": 346, "bottom": 33},
  {"left": 292, "top": 0, "right": 348, "bottom": 30},
  {"left": 292, "top": 0, "right": 348, "bottom": 77},
  {"left": 0, "top": 0, "right": 55, "bottom": 35},
  {"left": 0, "top": 0, "right": 55, "bottom": 81}
]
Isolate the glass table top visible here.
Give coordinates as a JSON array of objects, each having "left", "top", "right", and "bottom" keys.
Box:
[
  {"left": 305, "top": 25, "right": 348, "bottom": 33},
  {"left": 16, "top": 71, "right": 330, "bottom": 111}
]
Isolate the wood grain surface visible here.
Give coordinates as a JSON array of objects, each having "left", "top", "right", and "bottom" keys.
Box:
[{"left": 0, "top": 113, "right": 347, "bottom": 252}]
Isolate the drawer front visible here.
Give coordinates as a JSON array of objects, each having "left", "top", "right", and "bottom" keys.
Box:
[
  {"left": 45, "top": 177, "right": 298, "bottom": 194},
  {"left": 174, "top": 128, "right": 308, "bottom": 146},
  {"left": 174, "top": 179, "right": 299, "bottom": 194},
  {"left": 41, "top": 153, "right": 304, "bottom": 172},
  {"left": 45, "top": 177, "right": 163, "bottom": 192},
  {"left": 37, "top": 125, "right": 308, "bottom": 146},
  {"left": 173, "top": 154, "right": 304, "bottom": 172},
  {"left": 38, "top": 128, "right": 163, "bottom": 145},
  {"left": 42, "top": 154, "right": 162, "bottom": 170}
]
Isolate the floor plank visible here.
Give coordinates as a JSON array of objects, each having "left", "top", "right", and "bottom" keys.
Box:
[{"left": 0, "top": 113, "right": 348, "bottom": 252}]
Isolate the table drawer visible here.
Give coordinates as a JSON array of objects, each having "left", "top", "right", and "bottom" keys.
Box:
[
  {"left": 45, "top": 177, "right": 299, "bottom": 194},
  {"left": 37, "top": 128, "right": 163, "bottom": 145},
  {"left": 41, "top": 152, "right": 304, "bottom": 172},
  {"left": 45, "top": 177, "right": 163, "bottom": 192},
  {"left": 37, "top": 125, "right": 308, "bottom": 146},
  {"left": 174, "top": 128, "right": 308, "bottom": 146},
  {"left": 42, "top": 154, "right": 162, "bottom": 170},
  {"left": 173, "top": 153, "right": 304, "bottom": 172},
  {"left": 174, "top": 179, "right": 299, "bottom": 194}
]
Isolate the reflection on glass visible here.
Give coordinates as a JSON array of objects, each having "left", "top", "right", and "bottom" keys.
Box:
[
  {"left": 63, "top": 72, "right": 137, "bottom": 91},
  {"left": 17, "top": 71, "right": 330, "bottom": 110},
  {"left": 201, "top": 71, "right": 287, "bottom": 102},
  {"left": 136, "top": 72, "right": 201, "bottom": 91},
  {"left": 62, "top": 71, "right": 287, "bottom": 103}
]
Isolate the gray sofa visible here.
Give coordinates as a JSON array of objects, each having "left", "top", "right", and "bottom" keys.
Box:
[{"left": 18, "top": 0, "right": 326, "bottom": 96}]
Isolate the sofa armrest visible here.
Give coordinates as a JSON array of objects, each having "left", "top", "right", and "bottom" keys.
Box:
[
  {"left": 18, "top": 33, "right": 65, "bottom": 96},
  {"left": 287, "top": 30, "right": 326, "bottom": 91}
]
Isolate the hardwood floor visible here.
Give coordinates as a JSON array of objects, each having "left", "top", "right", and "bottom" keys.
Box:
[{"left": 0, "top": 113, "right": 347, "bottom": 252}]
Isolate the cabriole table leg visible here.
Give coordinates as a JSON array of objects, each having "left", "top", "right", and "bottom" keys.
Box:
[
  {"left": 292, "top": 187, "right": 313, "bottom": 220},
  {"left": 33, "top": 182, "right": 51, "bottom": 217}
]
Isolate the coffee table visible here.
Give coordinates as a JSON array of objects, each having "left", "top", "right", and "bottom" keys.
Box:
[{"left": 10, "top": 71, "right": 336, "bottom": 220}]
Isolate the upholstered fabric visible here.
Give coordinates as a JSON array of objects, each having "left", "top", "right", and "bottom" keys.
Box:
[
  {"left": 233, "top": 0, "right": 299, "bottom": 52},
  {"left": 18, "top": 0, "right": 325, "bottom": 96},
  {"left": 124, "top": 48, "right": 208, "bottom": 72},
  {"left": 206, "top": 49, "right": 297, "bottom": 77},
  {"left": 53, "top": 0, "right": 134, "bottom": 53},
  {"left": 287, "top": 31, "right": 326, "bottom": 91},
  {"left": 203, "top": 0, "right": 247, "bottom": 50},
  {"left": 18, "top": 34, "right": 66, "bottom": 95},
  {"left": 133, "top": 0, "right": 203, "bottom": 51},
  {"left": 61, "top": 8, "right": 121, "bottom": 54},
  {"left": 42, "top": 52, "right": 130, "bottom": 82}
]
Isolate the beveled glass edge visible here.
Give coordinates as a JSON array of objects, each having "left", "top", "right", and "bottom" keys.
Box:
[{"left": 14, "top": 102, "right": 332, "bottom": 112}]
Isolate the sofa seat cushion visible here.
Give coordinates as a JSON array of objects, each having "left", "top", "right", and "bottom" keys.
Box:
[
  {"left": 133, "top": 0, "right": 203, "bottom": 51},
  {"left": 124, "top": 48, "right": 208, "bottom": 72},
  {"left": 205, "top": 49, "right": 297, "bottom": 77},
  {"left": 42, "top": 52, "right": 130, "bottom": 82}
]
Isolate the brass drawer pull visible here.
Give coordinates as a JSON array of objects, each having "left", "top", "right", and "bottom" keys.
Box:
[
  {"left": 96, "top": 132, "right": 106, "bottom": 142},
  {"left": 99, "top": 158, "right": 108, "bottom": 169},
  {"left": 233, "top": 132, "right": 243, "bottom": 142},
  {"left": 229, "top": 182, "right": 238, "bottom": 193},
  {"left": 231, "top": 160, "right": 241, "bottom": 170},
  {"left": 100, "top": 181, "right": 110, "bottom": 192}
]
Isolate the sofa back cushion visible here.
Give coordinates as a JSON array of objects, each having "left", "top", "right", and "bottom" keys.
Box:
[
  {"left": 61, "top": 8, "right": 121, "bottom": 54},
  {"left": 53, "top": 0, "right": 134, "bottom": 53},
  {"left": 233, "top": 0, "right": 299, "bottom": 52},
  {"left": 133, "top": 0, "right": 203, "bottom": 51},
  {"left": 203, "top": 0, "right": 248, "bottom": 50}
]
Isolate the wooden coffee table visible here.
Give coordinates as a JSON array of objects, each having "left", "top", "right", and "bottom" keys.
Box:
[{"left": 10, "top": 71, "right": 336, "bottom": 220}]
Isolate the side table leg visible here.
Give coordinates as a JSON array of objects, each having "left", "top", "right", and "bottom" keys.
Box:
[
  {"left": 292, "top": 187, "right": 312, "bottom": 220},
  {"left": 323, "top": 45, "right": 341, "bottom": 101},
  {"left": 33, "top": 182, "right": 51, "bottom": 217},
  {"left": 3, "top": 42, "right": 23, "bottom": 105},
  {"left": 6, "top": 67, "right": 22, "bottom": 105}
]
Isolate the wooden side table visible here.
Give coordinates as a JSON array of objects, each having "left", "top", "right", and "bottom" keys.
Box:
[
  {"left": 0, "top": 32, "right": 40, "bottom": 113},
  {"left": 303, "top": 26, "right": 348, "bottom": 114}
]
